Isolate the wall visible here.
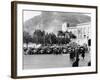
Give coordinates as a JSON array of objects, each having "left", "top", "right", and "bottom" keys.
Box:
[{"left": 0, "top": 0, "right": 99, "bottom": 80}]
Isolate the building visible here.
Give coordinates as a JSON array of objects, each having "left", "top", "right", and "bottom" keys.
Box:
[{"left": 61, "top": 22, "right": 91, "bottom": 45}]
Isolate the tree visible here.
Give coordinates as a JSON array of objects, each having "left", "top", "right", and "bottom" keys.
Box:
[
  {"left": 44, "top": 33, "right": 57, "bottom": 45},
  {"left": 33, "top": 29, "right": 45, "bottom": 44},
  {"left": 69, "top": 32, "right": 77, "bottom": 39},
  {"left": 57, "top": 31, "right": 65, "bottom": 38},
  {"left": 49, "top": 33, "right": 57, "bottom": 44},
  {"left": 45, "top": 33, "right": 50, "bottom": 45},
  {"left": 23, "top": 31, "right": 32, "bottom": 48},
  {"left": 57, "top": 30, "right": 71, "bottom": 44}
]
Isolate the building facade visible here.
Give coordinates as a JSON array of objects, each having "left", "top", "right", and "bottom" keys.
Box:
[{"left": 62, "top": 22, "right": 91, "bottom": 45}]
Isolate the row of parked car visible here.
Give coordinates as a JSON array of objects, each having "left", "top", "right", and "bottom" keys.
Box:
[{"left": 23, "top": 44, "right": 88, "bottom": 55}]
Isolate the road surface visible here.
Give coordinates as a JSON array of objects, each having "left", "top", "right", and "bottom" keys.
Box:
[{"left": 23, "top": 52, "right": 90, "bottom": 69}]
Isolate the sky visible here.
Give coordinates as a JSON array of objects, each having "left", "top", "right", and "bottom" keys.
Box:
[
  {"left": 23, "top": 10, "right": 41, "bottom": 22},
  {"left": 23, "top": 10, "right": 91, "bottom": 22}
]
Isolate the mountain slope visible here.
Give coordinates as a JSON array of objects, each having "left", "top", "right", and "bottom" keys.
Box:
[{"left": 24, "top": 11, "right": 91, "bottom": 35}]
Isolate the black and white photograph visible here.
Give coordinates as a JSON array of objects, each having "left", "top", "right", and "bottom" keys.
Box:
[
  {"left": 23, "top": 11, "right": 91, "bottom": 69},
  {"left": 11, "top": 1, "right": 97, "bottom": 78}
]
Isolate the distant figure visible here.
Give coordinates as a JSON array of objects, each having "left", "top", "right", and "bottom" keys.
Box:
[
  {"left": 88, "top": 39, "right": 91, "bottom": 46},
  {"left": 88, "top": 61, "right": 91, "bottom": 66},
  {"left": 81, "top": 48, "right": 85, "bottom": 59},
  {"left": 70, "top": 49, "right": 75, "bottom": 60},
  {"left": 75, "top": 47, "right": 80, "bottom": 61},
  {"left": 81, "top": 53, "right": 85, "bottom": 59},
  {"left": 72, "top": 59, "right": 80, "bottom": 67},
  {"left": 88, "top": 39, "right": 91, "bottom": 52}
]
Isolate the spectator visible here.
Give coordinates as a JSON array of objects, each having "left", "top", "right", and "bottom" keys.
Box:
[
  {"left": 88, "top": 61, "right": 91, "bottom": 66},
  {"left": 72, "top": 58, "right": 80, "bottom": 67}
]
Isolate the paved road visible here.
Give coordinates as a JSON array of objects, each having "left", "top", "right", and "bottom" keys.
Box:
[{"left": 23, "top": 53, "right": 90, "bottom": 69}]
